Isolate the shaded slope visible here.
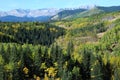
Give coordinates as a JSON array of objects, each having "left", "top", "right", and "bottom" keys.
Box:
[{"left": 51, "top": 8, "right": 86, "bottom": 20}]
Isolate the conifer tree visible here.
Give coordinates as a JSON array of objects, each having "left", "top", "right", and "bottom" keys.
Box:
[{"left": 0, "top": 54, "right": 4, "bottom": 80}]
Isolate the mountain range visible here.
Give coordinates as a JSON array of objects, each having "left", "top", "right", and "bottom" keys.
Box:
[
  {"left": 0, "top": 8, "right": 62, "bottom": 22},
  {"left": 0, "top": 6, "right": 120, "bottom": 22}
]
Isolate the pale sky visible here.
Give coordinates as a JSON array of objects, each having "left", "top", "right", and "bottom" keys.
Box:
[{"left": 0, "top": 0, "right": 120, "bottom": 11}]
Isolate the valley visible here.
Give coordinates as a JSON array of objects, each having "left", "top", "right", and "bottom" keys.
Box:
[{"left": 0, "top": 5, "right": 120, "bottom": 80}]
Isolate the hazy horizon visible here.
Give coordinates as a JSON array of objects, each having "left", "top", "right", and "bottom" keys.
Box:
[{"left": 0, "top": 0, "right": 120, "bottom": 11}]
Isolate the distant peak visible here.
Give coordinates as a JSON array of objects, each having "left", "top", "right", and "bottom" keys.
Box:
[
  {"left": 78, "top": 5, "right": 97, "bottom": 9},
  {"left": 60, "top": 5, "right": 97, "bottom": 10}
]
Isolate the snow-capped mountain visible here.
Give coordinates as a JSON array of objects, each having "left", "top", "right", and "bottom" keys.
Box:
[
  {"left": 1, "top": 5, "right": 120, "bottom": 22},
  {"left": 7, "top": 9, "right": 29, "bottom": 17},
  {"left": 0, "top": 6, "right": 96, "bottom": 18},
  {"left": 0, "top": 8, "right": 62, "bottom": 22},
  {"left": 0, "top": 11, "right": 7, "bottom": 17},
  {"left": 78, "top": 5, "right": 96, "bottom": 9},
  {"left": 0, "top": 8, "right": 62, "bottom": 17},
  {"left": 27, "top": 8, "right": 62, "bottom": 17}
]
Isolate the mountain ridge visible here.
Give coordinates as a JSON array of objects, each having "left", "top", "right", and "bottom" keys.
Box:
[
  {"left": 0, "top": 5, "right": 120, "bottom": 22},
  {"left": 52, "top": 6, "right": 120, "bottom": 20}
]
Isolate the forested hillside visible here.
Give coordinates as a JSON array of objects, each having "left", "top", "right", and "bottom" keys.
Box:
[
  {"left": 0, "top": 22, "right": 65, "bottom": 45},
  {"left": 0, "top": 11, "right": 120, "bottom": 80}
]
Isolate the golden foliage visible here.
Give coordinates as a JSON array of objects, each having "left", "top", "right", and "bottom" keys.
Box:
[
  {"left": 50, "top": 28, "right": 58, "bottom": 32},
  {"left": 44, "top": 73, "right": 49, "bottom": 80},
  {"left": 0, "top": 55, "right": 4, "bottom": 65},
  {"left": 36, "top": 76, "right": 41, "bottom": 80},
  {"left": 45, "top": 67, "right": 57, "bottom": 78},
  {"left": 23, "top": 67, "right": 29, "bottom": 74}
]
